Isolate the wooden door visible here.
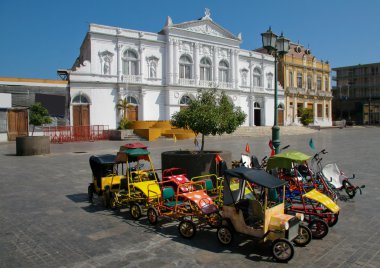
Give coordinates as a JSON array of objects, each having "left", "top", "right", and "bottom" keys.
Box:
[
  {"left": 73, "top": 105, "right": 90, "bottom": 140},
  {"left": 8, "top": 109, "right": 28, "bottom": 141},
  {"left": 127, "top": 106, "right": 138, "bottom": 121},
  {"left": 73, "top": 105, "right": 90, "bottom": 126},
  {"left": 254, "top": 109, "right": 261, "bottom": 126},
  {"left": 278, "top": 109, "right": 284, "bottom": 126}
]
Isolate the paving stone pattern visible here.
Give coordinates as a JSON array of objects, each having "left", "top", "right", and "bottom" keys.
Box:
[{"left": 0, "top": 126, "right": 379, "bottom": 267}]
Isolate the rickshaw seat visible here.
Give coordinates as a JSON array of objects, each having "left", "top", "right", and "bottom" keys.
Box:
[
  {"left": 204, "top": 179, "right": 214, "bottom": 191},
  {"left": 119, "top": 178, "right": 128, "bottom": 190},
  {"left": 249, "top": 200, "right": 264, "bottom": 225},
  {"left": 162, "top": 187, "right": 183, "bottom": 207}
]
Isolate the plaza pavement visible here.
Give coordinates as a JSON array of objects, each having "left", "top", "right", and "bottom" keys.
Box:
[{"left": 0, "top": 126, "right": 379, "bottom": 267}]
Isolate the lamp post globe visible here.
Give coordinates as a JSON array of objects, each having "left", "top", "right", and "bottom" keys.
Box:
[{"left": 261, "top": 28, "right": 289, "bottom": 154}]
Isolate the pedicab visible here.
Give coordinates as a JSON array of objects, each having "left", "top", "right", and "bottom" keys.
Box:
[
  {"left": 161, "top": 167, "right": 193, "bottom": 193},
  {"left": 146, "top": 180, "right": 222, "bottom": 239},
  {"left": 88, "top": 154, "right": 126, "bottom": 207},
  {"left": 267, "top": 151, "right": 340, "bottom": 238},
  {"left": 217, "top": 167, "right": 312, "bottom": 263},
  {"left": 311, "top": 149, "right": 365, "bottom": 199},
  {"left": 107, "top": 143, "right": 161, "bottom": 220},
  {"left": 191, "top": 174, "right": 224, "bottom": 207}
]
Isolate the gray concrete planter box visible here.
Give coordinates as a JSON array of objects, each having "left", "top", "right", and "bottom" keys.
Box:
[
  {"left": 16, "top": 136, "right": 50, "bottom": 156},
  {"left": 161, "top": 150, "right": 231, "bottom": 179},
  {"left": 109, "top": 129, "right": 134, "bottom": 140}
]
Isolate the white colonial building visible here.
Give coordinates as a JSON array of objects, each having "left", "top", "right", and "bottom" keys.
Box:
[{"left": 67, "top": 10, "right": 284, "bottom": 129}]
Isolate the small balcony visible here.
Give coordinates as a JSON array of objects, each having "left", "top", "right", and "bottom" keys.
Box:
[
  {"left": 199, "top": 80, "right": 216, "bottom": 88},
  {"left": 122, "top": 74, "right": 142, "bottom": 83},
  {"left": 178, "top": 78, "right": 196, "bottom": 86},
  {"left": 218, "top": 81, "right": 233, "bottom": 89}
]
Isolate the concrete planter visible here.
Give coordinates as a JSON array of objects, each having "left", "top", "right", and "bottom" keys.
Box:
[
  {"left": 16, "top": 136, "right": 50, "bottom": 156},
  {"left": 161, "top": 150, "right": 231, "bottom": 179},
  {"left": 109, "top": 129, "right": 134, "bottom": 140}
]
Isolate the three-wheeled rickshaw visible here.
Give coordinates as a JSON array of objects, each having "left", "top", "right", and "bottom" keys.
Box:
[
  {"left": 107, "top": 143, "right": 161, "bottom": 219},
  {"left": 266, "top": 151, "right": 340, "bottom": 238},
  {"left": 88, "top": 154, "right": 126, "bottom": 207},
  {"left": 147, "top": 180, "right": 221, "bottom": 239},
  {"left": 217, "top": 167, "right": 312, "bottom": 263}
]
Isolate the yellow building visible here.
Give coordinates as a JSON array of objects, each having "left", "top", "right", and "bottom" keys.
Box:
[{"left": 278, "top": 43, "right": 332, "bottom": 126}]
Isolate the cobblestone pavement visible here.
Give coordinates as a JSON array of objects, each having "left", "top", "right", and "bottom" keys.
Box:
[{"left": 0, "top": 126, "right": 379, "bottom": 268}]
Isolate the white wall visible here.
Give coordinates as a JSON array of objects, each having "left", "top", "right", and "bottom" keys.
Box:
[{"left": 0, "top": 93, "right": 11, "bottom": 108}]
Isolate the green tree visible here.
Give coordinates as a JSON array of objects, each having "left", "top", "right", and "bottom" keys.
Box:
[
  {"left": 116, "top": 97, "right": 132, "bottom": 119},
  {"left": 298, "top": 107, "right": 314, "bottom": 126},
  {"left": 171, "top": 89, "right": 246, "bottom": 151},
  {"left": 29, "top": 102, "right": 52, "bottom": 136},
  {"left": 116, "top": 97, "right": 132, "bottom": 129}
]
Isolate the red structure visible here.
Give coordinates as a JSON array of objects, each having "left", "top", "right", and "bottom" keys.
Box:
[{"left": 43, "top": 125, "right": 109, "bottom": 143}]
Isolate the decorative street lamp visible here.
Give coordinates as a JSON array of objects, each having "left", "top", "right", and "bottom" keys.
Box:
[{"left": 261, "top": 27, "right": 290, "bottom": 154}]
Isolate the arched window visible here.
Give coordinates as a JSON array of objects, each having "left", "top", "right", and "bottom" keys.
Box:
[
  {"left": 200, "top": 57, "right": 212, "bottom": 81},
  {"left": 307, "top": 75, "right": 312, "bottom": 90},
  {"left": 241, "top": 69, "right": 248, "bottom": 86},
  {"left": 254, "top": 102, "right": 261, "bottom": 108},
  {"left": 219, "top": 60, "right": 229, "bottom": 82},
  {"left": 180, "top": 95, "right": 192, "bottom": 105},
  {"left": 289, "top": 71, "right": 294, "bottom": 87},
  {"left": 278, "top": 103, "right": 284, "bottom": 109},
  {"left": 297, "top": 72, "right": 303, "bottom": 88},
  {"left": 126, "top": 96, "right": 138, "bottom": 105},
  {"left": 72, "top": 94, "right": 90, "bottom": 104},
  {"left": 123, "top": 50, "right": 138, "bottom": 75},
  {"left": 253, "top": 67, "right": 262, "bottom": 87},
  {"left": 266, "top": 72, "right": 273, "bottom": 89},
  {"left": 179, "top": 55, "right": 192, "bottom": 79}
]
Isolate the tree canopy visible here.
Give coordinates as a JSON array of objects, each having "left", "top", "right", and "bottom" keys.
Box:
[
  {"left": 171, "top": 89, "right": 246, "bottom": 151},
  {"left": 29, "top": 102, "right": 52, "bottom": 136}
]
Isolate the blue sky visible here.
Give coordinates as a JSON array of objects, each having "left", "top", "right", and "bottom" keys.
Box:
[{"left": 0, "top": 0, "right": 379, "bottom": 79}]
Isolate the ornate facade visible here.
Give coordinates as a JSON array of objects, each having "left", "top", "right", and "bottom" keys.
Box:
[
  {"left": 67, "top": 10, "right": 284, "bottom": 129},
  {"left": 277, "top": 43, "right": 332, "bottom": 126}
]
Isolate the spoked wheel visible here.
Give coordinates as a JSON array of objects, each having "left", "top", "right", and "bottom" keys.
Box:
[
  {"left": 343, "top": 180, "right": 356, "bottom": 199},
  {"left": 217, "top": 225, "right": 233, "bottom": 245},
  {"left": 103, "top": 189, "right": 110, "bottom": 208},
  {"left": 324, "top": 212, "right": 339, "bottom": 227},
  {"left": 178, "top": 220, "right": 196, "bottom": 239},
  {"left": 88, "top": 184, "right": 94, "bottom": 203},
  {"left": 272, "top": 239, "right": 294, "bottom": 263},
  {"left": 309, "top": 218, "right": 329, "bottom": 239},
  {"left": 130, "top": 203, "right": 142, "bottom": 220},
  {"left": 293, "top": 225, "right": 312, "bottom": 247},
  {"left": 208, "top": 212, "right": 222, "bottom": 228},
  {"left": 147, "top": 207, "right": 158, "bottom": 225}
]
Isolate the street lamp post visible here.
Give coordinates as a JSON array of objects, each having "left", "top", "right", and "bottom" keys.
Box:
[{"left": 261, "top": 27, "right": 290, "bottom": 154}]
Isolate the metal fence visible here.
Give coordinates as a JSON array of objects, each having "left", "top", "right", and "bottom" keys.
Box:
[{"left": 43, "top": 125, "right": 110, "bottom": 143}]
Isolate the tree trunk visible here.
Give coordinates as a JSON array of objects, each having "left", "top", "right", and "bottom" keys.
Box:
[{"left": 201, "top": 133, "right": 205, "bottom": 151}]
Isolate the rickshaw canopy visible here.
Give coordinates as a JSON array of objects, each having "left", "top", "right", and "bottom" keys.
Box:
[
  {"left": 266, "top": 151, "right": 312, "bottom": 170},
  {"left": 89, "top": 154, "right": 116, "bottom": 180},
  {"left": 224, "top": 166, "right": 288, "bottom": 189},
  {"left": 124, "top": 148, "right": 150, "bottom": 156}
]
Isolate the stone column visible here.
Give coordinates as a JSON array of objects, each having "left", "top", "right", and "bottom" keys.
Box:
[
  {"left": 140, "top": 90, "right": 146, "bottom": 120},
  {"left": 117, "top": 43, "right": 122, "bottom": 82},
  {"left": 213, "top": 46, "right": 218, "bottom": 83},
  {"left": 234, "top": 50, "right": 239, "bottom": 88},
  {"left": 139, "top": 46, "right": 144, "bottom": 79},
  {"left": 173, "top": 39, "right": 178, "bottom": 84},
  {"left": 323, "top": 99, "right": 326, "bottom": 122},
  {"left": 230, "top": 49, "right": 235, "bottom": 86},
  {"left": 313, "top": 102, "right": 318, "bottom": 124},
  {"left": 293, "top": 96, "right": 298, "bottom": 124},
  {"left": 194, "top": 43, "right": 199, "bottom": 85},
  {"left": 168, "top": 38, "right": 173, "bottom": 84}
]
